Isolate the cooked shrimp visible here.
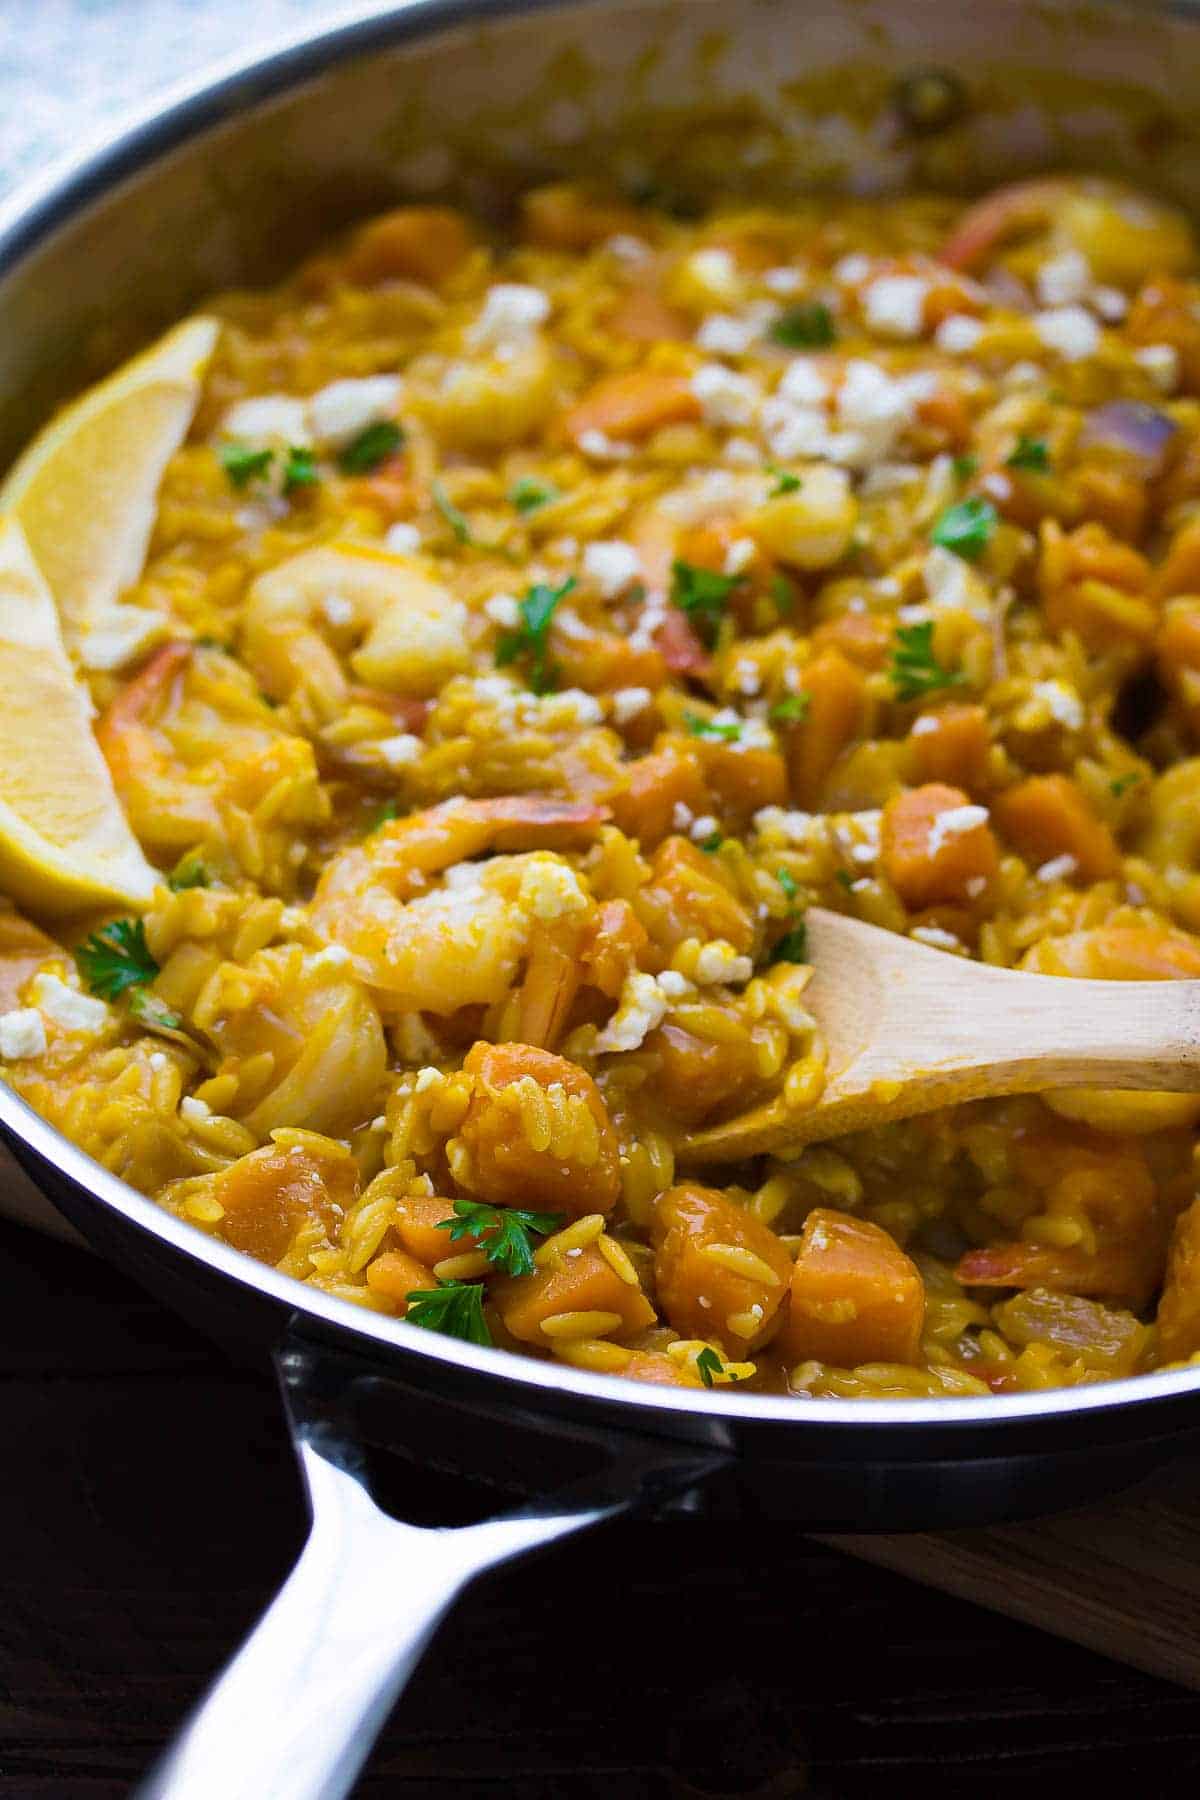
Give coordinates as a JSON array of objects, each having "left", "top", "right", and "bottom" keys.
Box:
[{"left": 97, "top": 642, "right": 221, "bottom": 852}]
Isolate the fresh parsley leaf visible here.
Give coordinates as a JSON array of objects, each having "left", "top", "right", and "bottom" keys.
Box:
[
  {"left": 282, "top": 444, "right": 318, "bottom": 494},
  {"left": 127, "top": 988, "right": 184, "bottom": 1034},
  {"left": 1110, "top": 772, "right": 1142, "bottom": 797},
  {"left": 769, "top": 692, "right": 810, "bottom": 725},
  {"left": 835, "top": 869, "right": 856, "bottom": 892},
  {"left": 1006, "top": 434, "right": 1050, "bottom": 473},
  {"left": 777, "top": 867, "right": 799, "bottom": 901},
  {"left": 670, "top": 559, "right": 741, "bottom": 648},
  {"left": 888, "top": 620, "right": 965, "bottom": 703},
  {"left": 432, "top": 478, "right": 475, "bottom": 544},
  {"left": 771, "top": 302, "right": 836, "bottom": 349},
  {"left": 696, "top": 1346, "right": 725, "bottom": 1388},
  {"left": 495, "top": 576, "right": 576, "bottom": 693},
  {"left": 436, "top": 1198, "right": 564, "bottom": 1278},
  {"left": 769, "top": 922, "right": 809, "bottom": 965},
  {"left": 952, "top": 452, "right": 978, "bottom": 482},
  {"left": 768, "top": 465, "right": 802, "bottom": 496},
  {"left": 366, "top": 799, "right": 399, "bottom": 834},
  {"left": 770, "top": 572, "right": 796, "bottom": 615},
  {"left": 218, "top": 441, "right": 273, "bottom": 488},
  {"left": 167, "top": 854, "right": 211, "bottom": 892},
  {"left": 930, "top": 496, "right": 997, "bottom": 562},
  {"left": 683, "top": 710, "right": 742, "bottom": 743},
  {"left": 699, "top": 831, "right": 723, "bottom": 853},
  {"left": 405, "top": 1280, "right": 492, "bottom": 1346},
  {"left": 510, "top": 476, "right": 559, "bottom": 515},
  {"left": 338, "top": 419, "right": 404, "bottom": 475},
  {"left": 75, "top": 919, "right": 159, "bottom": 1000}
]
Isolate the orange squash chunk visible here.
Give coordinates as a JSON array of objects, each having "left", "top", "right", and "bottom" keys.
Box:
[
  {"left": 906, "top": 704, "right": 991, "bottom": 793},
  {"left": 521, "top": 183, "right": 645, "bottom": 251},
  {"left": 646, "top": 1020, "right": 763, "bottom": 1127},
  {"left": 635, "top": 836, "right": 756, "bottom": 952},
  {"left": 213, "top": 1138, "right": 358, "bottom": 1266},
  {"left": 494, "top": 1242, "right": 656, "bottom": 1345},
  {"left": 786, "top": 649, "right": 868, "bottom": 808},
  {"left": 694, "top": 740, "right": 788, "bottom": 821},
  {"left": 391, "top": 1192, "right": 484, "bottom": 1268},
  {"left": 993, "top": 774, "right": 1119, "bottom": 880},
  {"left": 609, "top": 744, "right": 709, "bottom": 850},
  {"left": 652, "top": 1183, "right": 793, "bottom": 1352},
  {"left": 778, "top": 1208, "right": 925, "bottom": 1367},
  {"left": 810, "top": 611, "right": 892, "bottom": 670},
  {"left": 364, "top": 1249, "right": 438, "bottom": 1311},
  {"left": 880, "top": 782, "right": 999, "bottom": 908},
  {"left": 455, "top": 1042, "right": 621, "bottom": 1218},
  {"left": 563, "top": 371, "right": 701, "bottom": 445},
  {"left": 345, "top": 207, "right": 474, "bottom": 288}
]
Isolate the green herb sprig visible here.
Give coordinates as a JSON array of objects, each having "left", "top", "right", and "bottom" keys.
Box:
[
  {"left": 495, "top": 576, "right": 576, "bottom": 693},
  {"left": 436, "top": 1199, "right": 564, "bottom": 1278},
  {"left": 683, "top": 710, "right": 742, "bottom": 743},
  {"left": 75, "top": 919, "right": 159, "bottom": 1000},
  {"left": 510, "top": 477, "right": 560, "bottom": 515},
  {"left": 1006, "top": 434, "right": 1050, "bottom": 473},
  {"left": 670, "top": 560, "right": 741, "bottom": 648},
  {"left": 431, "top": 478, "right": 476, "bottom": 544},
  {"left": 771, "top": 303, "right": 836, "bottom": 349},
  {"left": 405, "top": 1280, "right": 492, "bottom": 1346},
  {"left": 888, "top": 621, "right": 965, "bottom": 703},
  {"left": 930, "top": 496, "right": 997, "bottom": 562},
  {"left": 338, "top": 420, "right": 404, "bottom": 475},
  {"left": 769, "top": 693, "right": 810, "bottom": 726}
]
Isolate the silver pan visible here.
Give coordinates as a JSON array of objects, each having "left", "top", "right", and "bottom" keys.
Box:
[{"left": 3, "top": 3, "right": 1200, "bottom": 1795}]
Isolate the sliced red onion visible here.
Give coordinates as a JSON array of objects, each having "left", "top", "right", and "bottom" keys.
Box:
[{"left": 1080, "top": 401, "right": 1177, "bottom": 474}]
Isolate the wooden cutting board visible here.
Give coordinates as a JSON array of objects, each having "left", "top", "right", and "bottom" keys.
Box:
[{"left": 2, "top": 1157, "right": 1198, "bottom": 1692}]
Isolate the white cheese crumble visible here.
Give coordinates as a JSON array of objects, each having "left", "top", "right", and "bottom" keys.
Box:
[
  {"left": 1033, "top": 679, "right": 1084, "bottom": 730},
  {"left": 320, "top": 592, "right": 355, "bottom": 628},
  {"left": 924, "top": 544, "right": 974, "bottom": 610},
  {"left": 697, "top": 313, "right": 760, "bottom": 355},
  {"left": 1134, "top": 344, "right": 1180, "bottom": 393},
  {"left": 691, "top": 362, "right": 759, "bottom": 427},
  {"left": 1034, "top": 306, "right": 1101, "bottom": 361},
  {"left": 219, "top": 394, "right": 311, "bottom": 449},
  {"left": 1036, "top": 249, "right": 1092, "bottom": 308},
  {"left": 688, "top": 248, "right": 740, "bottom": 302},
  {"left": 911, "top": 925, "right": 963, "bottom": 952},
  {"left": 753, "top": 805, "right": 818, "bottom": 844},
  {"left": 0, "top": 1009, "right": 45, "bottom": 1060},
  {"left": 518, "top": 858, "right": 590, "bottom": 921},
  {"left": 29, "top": 974, "right": 108, "bottom": 1035},
  {"left": 577, "top": 428, "right": 633, "bottom": 461},
  {"left": 180, "top": 1097, "right": 211, "bottom": 1123},
  {"left": 375, "top": 733, "right": 424, "bottom": 768},
  {"left": 690, "top": 814, "right": 720, "bottom": 842},
  {"left": 926, "top": 804, "right": 989, "bottom": 858},
  {"left": 724, "top": 537, "right": 757, "bottom": 576},
  {"left": 1037, "top": 853, "right": 1079, "bottom": 883},
  {"left": 863, "top": 275, "right": 929, "bottom": 339},
  {"left": 777, "top": 359, "right": 830, "bottom": 407},
  {"left": 467, "top": 284, "right": 550, "bottom": 355},
  {"left": 583, "top": 539, "right": 641, "bottom": 597},
  {"left": 308, "top": 375, "right": 403, "bottom": 448},
  {"left": 934, "top": 314, "right": 983, "bottom": 354},
  {"left": 763, "top": 267, "right": 804, "bottom": 295},
  {"left": 414, "top": 1065, "right": 444, "bottom": 1092},
  {"left": 606, "top": 234, "right": 652, "bottom": 264},
  {"left": 483, "top": 593, "right": 522, "bottom": 628},
  {"left": 673, "top": 802, "right": 695, "bottom": 831},
  {"left": 611, "top": 686, "right": 652, "bottom": 724},
  {"left": 1091, "top": 286, "right": 1128, "bottom": 322},
  {"left": 594, "top": 971, "right": 670, "bottom": 1052},
  {"left": 384, "top": 522, "right": 421, "bottom": 554},
  {"left": 692, "top": 940, "right": 754, "bottom": 986},
  {"left": 656, "top": 969, "right": 693, "bottom": 999},
  {"left": 833, "top": 252, "right": 872, "bottom": 286}
]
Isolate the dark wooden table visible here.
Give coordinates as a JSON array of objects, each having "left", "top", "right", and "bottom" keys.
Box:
[{"left": 3, "top": 1220, "right": 1200, "bottom": 1798}]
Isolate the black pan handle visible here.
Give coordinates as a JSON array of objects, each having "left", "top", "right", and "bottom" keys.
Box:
[{"left": 137, "top": 1327, "right": 723, "bottom": 1800}]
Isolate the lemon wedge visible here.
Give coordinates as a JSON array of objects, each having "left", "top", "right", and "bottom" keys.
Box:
[
  {"left": 0, "top": 315, "right": 219, "bottom": 643},
  {"left": 0, "top": 518, "right": 158, "bottom": 913}
]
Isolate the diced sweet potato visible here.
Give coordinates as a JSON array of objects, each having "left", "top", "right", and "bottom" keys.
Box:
[
  {"left": 1021, "top": 923, "right": 1200, "bottom": 981},
  {"left": 635, "top": 836, "right": 756, "bottom": 952},
  {"left": 993, "top": 774, "right": 1119, "bottom": 880},
  {"left": 391, "top": 1192, "right": 483, "bottom": 1268},
  {"left": 777, "top": 1208, "right": 925, "bottom": 1367},
  {"left": 1158, "top": 1198, "right": 1200, "bottom": 1363},
  {"left": 620, "top": 1350, "right": 700, "bottom": 1387},
  {"left": 646, "top": 1020, "right": 762, "bottom": 1126},
  {"left": 552, "top": 630, "right": 666, "bottom": 694},
  {"left": 494, "top": 1242, "right": 656, "bottom": 1345},
  {"left": 906, "top": 704, "right": 991, "bottom": 793},
  {"left": 345, "top": 207, "right": 474, "bottom": 288},
  {"left": 455, "top": 1042, "right": 621, "bottom": 1218},
  {"left": 786, "top": 649, "right": 868, "bottom": 808},
  {"left": 652, "top": 1183, "right": 793, "bottom": 1352},
  {"left": 212, "top": 1138, "right": 358, "bottom": 1265},
  {"left": 364, "top": 1248, "right": 438, "bottom": 1311},
  {"left": 693, "top": 740, "right": 788, "bottom": 821},
  {"left": 810, "top": 611, "right": 892, "bottom": 670},
  {"left": 605, "top": 284, "right": 691, "bottom": 342},
  {"left": 521, "top": 183, "right": 645, "bottom": 251},
  {"left": 563, "top": 371, "right": 701, "bottom": 445},
  {"left": 880, "top": 782, "right": 999, "bottom": 909},
  {"left": 1040, "top": 520, "right": 1156, "bottom": 651},
  {"left": 579, "top": 899, "right": 650, "bottom": 999},
  {"left": 609, "top": 744, "right": 710, "bottom": 850}
]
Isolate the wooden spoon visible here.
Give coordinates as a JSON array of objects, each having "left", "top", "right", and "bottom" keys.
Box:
[{"left": 681, "top": 907, "right": 1200, "bottom": 1163}]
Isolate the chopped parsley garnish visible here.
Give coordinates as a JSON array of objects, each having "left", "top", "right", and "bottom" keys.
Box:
[
  {"left": 127, "top": 988, "right": 184, "bottom": 1034},
  {"left": 771, "top": 302, "right": 836, "bottom": 349},
  {"left": 366, "top": 798, "right": 399, "bottom": 834},
  {"left": 767, "top": 465, "right": 802, "bottom": 496},
  {"left": 684, "top": 710, "right": 742, "bottom": 742},
  {"left": 436, "top": 1199, "right": 563, "bottom": 1279},
  {"left": 338, "top": 419, "right": 404, "bottom": 475},
  {"left": 282, "top": 444, "right": 319, "bottom": 493},
  {"left": 769, "top": 692, "right": 810, "bottom": 725},
  {"left": 495, "top": 575, "right": 576, "bottom": 693},
  {"left": 952, "top": 452, "right": 978, "bottom": 483},
  {"left": 75, "top": 919, "right": 159, "bottom": 1000},
  {"left": 835, "top": 869, "right": 856, "bottom": 892},
  {"left": 432, "top": 478, "right": 475, "bottom": 544},
  {"left": 930, "top": 496, "right": 997, "bottom": 562},
  {"left": 1006, "top": 434, "right": 1050, "bottom": 473},
  {"left": 777, "top": 868, "right": 799, "bottom": 901},
  {"left": 770, "top": 572, "right": 797, "bottom": 615},
  {"left": 510, "top": 476, "right": 560, "bottom": 515},
  {"left": 405, "top": 1280, "right": 492, "bottom": 1346},
  {"left": 696, "top": 1346, "right": 726, "bottom": 1388},
  {"left": 670, "top": 559, "right": 741, "bottom": 648},
  {"left": 888, "top": 620, "right": 965, "bottom": 703},
  {"left": 218, "top": 441, "right": 274, "bottom": 489},
  {"left": 700, "top": 832, "right": 724, "bottom": 853},
  {"left": 167, "top": 855, "right": 211, "bottom": 892},
  {"left": 768, "top": 923, "right": 809, "bottom": 965},
  {"left": 1110, "top": 772, "right": 1142, "bottom": 797}
]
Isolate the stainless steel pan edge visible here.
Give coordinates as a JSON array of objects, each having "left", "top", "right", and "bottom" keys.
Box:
[{"left": 3, "top": 2, "right": 1200, "bottom": 1791}]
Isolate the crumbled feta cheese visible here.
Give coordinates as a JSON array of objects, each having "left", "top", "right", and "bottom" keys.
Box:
[
  {"left": 29, "top": 974, "right": 109, "bottom": 1035},
  {"left": 1037, "top": 853, "right": 1079, "bottom": 883},
  {"left": 691, "top": 362, "right": 758, "bottom": 427},
  {"left": 606, "top": 234, "right": 651, "bottom": 264},
  {"left": 0, "top": 1008, "right": 45, "bottom": 1060},
  {"left": 375, "top": 733, "right": 424, "bottom": 768},
  {"left": 732, "top": 658, "right": 761, "bottom": 695},
  {"left": 1036, "top": 249, "right": 1092, "bottom": 308},
  {"left": 384, "top": 522, "right": 421, "bottom": 554},
  {"left": 723, "top": 436, "right": 760, "bottom": 467},
  {"left": 934, "top": 314, "right": 983, "bottom": 354},
  {"left": 148, "top": 1051, "right": 169, "bottom": 1072},
  {"left": 577, "top": 428, "right": 633, "bottom": 461},
  {"left": 220, "top": 394, "right": 311, "bottom": 448},
  {"left": 1033, "top": 679, "right": 1084, "bottom": 730},
  {"left": 764, "top": 266, "right": 804, "bottom": 295},
  {"left": 308, "top": 375, "right": 403, "bottom": 448},
  {"left": 77, "top": 606, "right": 168, "bottom": 672},
  {"left": 1091, "top": 286, "right": 1128, "bottom": 323},
  {"left": 924, "top": 544, "right": 973, "bottom": 610},
  {"left": 911, "top": 925, "right": 963, "bottom": 952},
  {"left": 777, "top": 359, "right": 829, "bottom": 407},
  {"left": 1034, "top": 306, "right": 1101, "bottom": 361},
  {"left": 833, "top": 252, "right": 872, "bottom": 286},
  {"left": 180, "top": 1097, "right": 211, "bottom": 1123},
  {"left": 320, "top": 592, "right": 355, "bottom": 627},
  {"left": 697, "top": 313, "right": 760, "bottom": 355},
  {"left": 414, "top": 1065, "right": 443, "bottom": 1092},
  {"left": 672, "top": 801, "right": 695, "bottom": 831},
  {"left": 692, "top": 940, "right": 754, "bottom": 986},
  {"left": 656, "top": 969, "right": 693, "bottom": 999},
  {"left": 724, "top": 537, "right": 757, "bottom": 576},
  {"left": 536, "top": 687, "right": 604, "bottom": 728},
  {"left": 611, "top": 686, "right": 652, "bottom": 724},
  {"left": 688, "top": 248, "right": 740, "bottom": 302},
  {"left": 860, "top": 461, "right": 922, "bottom": 496},
  {"left": 1134, "top": 344, "right": 1180, "bottom": 393},
  {"left": 760, "top": 400, "right": 831, "bottom": 462},
  {"left": 690, "top": 814, "right": 720, "bottom": 842},
  {"left": 483, "top": 593, "right": 521, "bottom": 628},
  {"left": 583, "top": 539, "right": 641, "bottom": 598},
  {"left": 753, "top": 805, "right": 818, "bottom": 844},
  {"left": 926, "top": 804, "right": 989, "bottom": 858},
  {"left": 765, "top": 358, "right": 936, "bottom": 469},
  {"left": 1004, "top": 360, "right": 1044, "bottom": 390},
  {"left": 594, "top": 971, "right": 669, "bottom": 1052},
  {"left": 863, "top": 275, "right": 929, "bottom": 339},
  {"left": 467, "top": 284, "right": 550, "bottom": 355},
  {"left": 910, "top": 713, "right": 940, "bottom": 737},
  {"left": 965, "top": 876, "right": 988, "bottom": 898},
  {"left": 518, "top": 858, "right": 590, "bottom": 921}
]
